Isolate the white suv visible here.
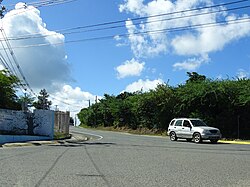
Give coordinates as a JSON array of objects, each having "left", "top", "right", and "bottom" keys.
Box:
[{"left": 167, "top": 118, "right": 222, "bottom": 143}]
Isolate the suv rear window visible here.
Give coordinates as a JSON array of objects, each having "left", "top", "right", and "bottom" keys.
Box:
[{"left": 169, "top": 120, "right": 175, "bottom": 126}]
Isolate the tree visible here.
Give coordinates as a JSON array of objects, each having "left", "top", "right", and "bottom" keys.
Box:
[
  {"left": 0, "top": 0, "right": 6, "bottom": 18},
  {"left": 77, "top": 74, "right": 250, "bottom": 139},
  {"left": 0, "top": 70, "right": 21, "bottom": 110},
  {"left": 69, "top": 117, "right": 74, "bottom": 126},
  {"left": 186, "top": 72, "right": 206, "bottom": 83},
  {"left": 33, "top": 89, "right": 52, "bottom": 110},
  {"left": 18, "top": 94, "right": 35, "bottom": 111}
]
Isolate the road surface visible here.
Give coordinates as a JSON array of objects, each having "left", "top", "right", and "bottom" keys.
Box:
[{"left": 0, "top": 126, "right": 249, "bottom": 187}]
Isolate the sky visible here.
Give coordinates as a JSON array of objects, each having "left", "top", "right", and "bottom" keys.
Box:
[{"left": 0, "top": 0, "right": 250, "bottom": 119}]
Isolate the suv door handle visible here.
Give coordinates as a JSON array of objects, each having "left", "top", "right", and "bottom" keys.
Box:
[{"left": 182, "top": 128, "right": 184, "bottom": 129}]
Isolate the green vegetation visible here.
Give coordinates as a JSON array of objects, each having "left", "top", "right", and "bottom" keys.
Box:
[
  {"left": 1, "top": 70, "right": 53, "bottom": 112},
  {"left": 54, "top": 132, "right": 71, "bottom": 140},
  {"left": 0, "top": 70, "right": 21, "bottom": 110},
  {"left": 78, "top": 72, "right": 250, "bottom": 139},
  {"left": 33, "top": 89, "right": 52, "bottom": 110}
]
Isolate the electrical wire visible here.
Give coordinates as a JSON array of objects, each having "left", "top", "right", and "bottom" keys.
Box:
[
  {"left": 0, "top": 0, "right": 77, "bottom": 96},
  {"left": 0, "top": 29, "right": 36, "bottom": 96},
  {"left": 2, "top": 0, "right": 249, "bottom": 42},
  {"left": 1, "top": 0, "right": 249, "bottom": 105},
  {"left": 4, "top": 17, "right": 250, "bottom": 49},
  {"left": 2, "top": 4, "right": 250, "bottom": 42},
  {"left": 48, "top": 93, "right": 87, "bottom": 108},
  {"left": 4, "top": 0, "right": 70, "bottom": 8},
  {"left": 4, "top": 0, "right": 77, "bottom": 18}
]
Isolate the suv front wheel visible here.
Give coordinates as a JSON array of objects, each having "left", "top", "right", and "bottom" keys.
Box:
[
  {"left": 193, "top": 132, "right": 202, "bottom": 143},
  {"left": 170, "top": 132, "right": 177, "bottom": 141}
]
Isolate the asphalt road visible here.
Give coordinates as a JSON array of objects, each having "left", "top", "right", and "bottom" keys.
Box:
[{"left": 0, "top": 126, "right": 250, "bottom": 187}]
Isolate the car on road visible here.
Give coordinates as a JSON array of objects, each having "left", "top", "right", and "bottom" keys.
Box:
[{"left": 167, "top": 118, "right": 222, "bottom": 143}]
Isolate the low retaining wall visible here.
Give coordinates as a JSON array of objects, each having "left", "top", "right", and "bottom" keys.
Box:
[
  {"left": 0, "top": 135, "right": 51, "bottom": 144},
  {"left": 0, "top": 109, "right": 70, "bottom": 144},
  {"left": 54, "top": 111, "right": 70, "bottom": 134},
  {"left": 0, "top": 109, "right": 54, "bottom": 144}
]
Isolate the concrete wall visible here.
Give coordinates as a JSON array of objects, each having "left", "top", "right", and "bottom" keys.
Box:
[
  {"left": 0, "top": 109, "right": 27, "bottom": 134},
  {"left": 0, "top": 135, "right": 51, "bottom": 144},
  {"left": 0, "top": 109, "right": 54, "bottom": 144},
  {"left": 54, "top": 111, "right": 70, "bottom": 134},
  {"left": 33, "top": 110, "right": 54, "bottom": 137}
]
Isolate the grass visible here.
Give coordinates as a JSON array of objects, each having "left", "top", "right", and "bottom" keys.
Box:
[
  {"left": 54, "top": 132, "right": 71, "bottom": 140},
  {"left": 79, "top": 124, "right": 167, "bottom": 136},
  {"left": 79, "top": 124, "right": 250, "bottom": 141}
]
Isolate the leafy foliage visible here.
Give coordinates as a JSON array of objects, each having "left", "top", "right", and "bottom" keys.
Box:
[
  {"left": 33, "top": 89, "right": 52, "bottom": 110},
  {"left": 0, "top": 70, "right": 21, "bottom": 110},
  {"left": 78, "top": 73, "right": 250, "bottom": 139}
]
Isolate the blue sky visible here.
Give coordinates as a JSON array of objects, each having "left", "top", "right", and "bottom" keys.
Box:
[{"left": 1, "top": 0, "right": 250, "bottom": 114}]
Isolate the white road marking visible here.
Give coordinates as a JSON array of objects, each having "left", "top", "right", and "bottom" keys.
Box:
[{"left": 71, "top": 130, "right": 103, "bottom": 141}]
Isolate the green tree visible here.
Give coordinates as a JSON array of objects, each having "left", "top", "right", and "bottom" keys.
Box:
[
  {"left": 18, "top": 93, "right": 35, "bottom": 111},
  {"left": 186, "top": 72, "right": 206, "bottom": 83},
  {"left": 33, "top": 89, "right": 52, "bottom": 110},
  {"left": 0, "top": 70, "right": 21, "bottom": 110},
  {"left": 77, "top": 73, "right": 250, "bottom": 139},
  {"left": 0, "top": 0, "right": 6, "bottom": 18}
]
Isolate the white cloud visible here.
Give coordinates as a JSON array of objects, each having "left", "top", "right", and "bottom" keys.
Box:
[
  {"left": 124, "top": 78, "right": 164, "bottom": 93},
  {"left": 115, "top": 58, "right": 145, "bottom": 78},
  {"left": 119, "top": 0, "right": 250, "bottom": 69},
  {"left": 123, "top": 17, "right": 168, "bottom": 58},
  {"left": 173, "top": 55, "right": 210, "bottom": 71},
  {"left": 237, "top": 69, "right": 249, "bottom": 79},
  {"left": 119, "top": 0, "right": 212, "bottom": 57},
  {"left": 119, "top": 0, "right": 145, "bottom": 16},
  {"left": 171, "top": 15, "right": 250, "bottom": 56},
  {"left": 51, "top": 84, "right": 101, "bottom": 123},
  {"left": 1, "top": 3, "right": 72, "bottom": 91}
]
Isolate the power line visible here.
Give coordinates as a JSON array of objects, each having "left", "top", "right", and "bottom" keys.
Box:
[
  {"left": 4, "top": 17, "right": 250, "bottom": 49},
  {"left": 4, "top": 0, "right": 70, "bottom": 8},
  {"left": 0, "top": 28, "right": 36, "bottom": 96},
  {"left": 2, "top": 0, "right": 249, "bottom": 42},
  {"left": 2, "top": 4, "right": 250, "bottom": 42},
  {"left": 0, "top": 38, "right": 19, "bottom": 76},
  {"left": 4, "top": 0, "right": 77, "bottom": 18},
  {"left": 48, "top": 93, "right": 88, "bottom": 108},
  {"left": 48, "top": 0, "right": 248, "bottom": 32},
  {"left": 0, "top": 0, "right": 76, "bottom": 96}
]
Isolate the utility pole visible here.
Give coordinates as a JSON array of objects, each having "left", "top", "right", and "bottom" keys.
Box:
[{"left": 75, "top": 115, "right": 77, "bottom": 126}]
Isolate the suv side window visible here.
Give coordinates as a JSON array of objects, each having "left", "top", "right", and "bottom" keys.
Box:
[
  {"left": 175, "top": 120, "right": 183, "bottom": 126},
  {"left": 183, "top": 120, "right": 191, "bottom": 127}
]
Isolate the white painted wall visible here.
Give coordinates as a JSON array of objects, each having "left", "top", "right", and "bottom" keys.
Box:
[{"left": 0, "top": 109, "right": 54, "bottom": 144}]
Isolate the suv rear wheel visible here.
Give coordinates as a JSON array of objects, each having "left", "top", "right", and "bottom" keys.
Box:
[
  {"left": 193, "top": 133, "right": 202, "bottom": 143},
  {"left": 170, "top": 132, "right": 177, "bottom": 141}
]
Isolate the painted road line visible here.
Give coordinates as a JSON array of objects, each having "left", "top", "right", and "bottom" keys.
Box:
[{"left": 71, "top": 130, "right": 103, "bottom": 141}]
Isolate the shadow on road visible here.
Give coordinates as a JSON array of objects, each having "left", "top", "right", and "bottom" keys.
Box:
[{"left": 49, "top": 141, "right": 116, "bottom": 148}]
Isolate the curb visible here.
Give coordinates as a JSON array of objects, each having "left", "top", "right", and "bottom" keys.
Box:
[
  {"left": 1, "top": 133, "right": 89, "bottom": 148},
  {"left": 218, "top": 140, "right": 250, "bottom": 145},
  {"left": 1, "top": 140, "right": 61, "bottom": 148}
]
